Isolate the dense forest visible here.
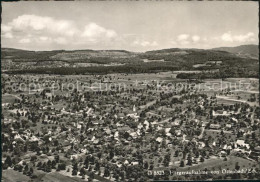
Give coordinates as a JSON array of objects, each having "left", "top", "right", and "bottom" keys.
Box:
[
  {"left": 5, "top": 64, "right": 180, "bottom": 75},
  {"left": 176, "top": 67, "right": 259, "bottom": 79}
]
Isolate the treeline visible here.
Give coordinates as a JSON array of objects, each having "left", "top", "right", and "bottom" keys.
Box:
[
  {"left": 6, "top": 64, "right": 180, "bottom": 75},
  {"left": 1, "top": 49, "right": 63, "bottom": 60},
  {"left": 6, "top": 63, "right": 258, "bottom": 78},
  {"left": 64, "top": 57, "right": 142, "bottom": 64},
  {"left": 176, "top": 67, "right": 259, "bottom": 79},
  {"left": 141, "top": 49, "right": 258, "bottom": 69},
  {"left": 10, "top": 56, "right": 142, "bottom": 65}
]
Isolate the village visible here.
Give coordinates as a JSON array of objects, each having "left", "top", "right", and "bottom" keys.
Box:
[
  {"left": 1, "top": 73, "right": 260, "bottom": 181},
  {"left": 1, "top": 0, "right": 259, "bottom": 181}
]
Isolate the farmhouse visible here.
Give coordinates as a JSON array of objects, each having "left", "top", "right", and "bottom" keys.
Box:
[{"left": 209, "top": 124, "right": 221, "bottom": 129}]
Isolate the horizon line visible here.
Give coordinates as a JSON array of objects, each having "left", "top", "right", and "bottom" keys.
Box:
[{"left": 1, "top": 44, "right": 258, "bottom": 53}]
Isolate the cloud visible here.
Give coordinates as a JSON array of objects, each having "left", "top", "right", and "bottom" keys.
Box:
[
  {"left": 221, "top": 31, "right": 255, "bottom": 42},
  {"left": 172, "top": 31, "right": 256, "bottom": 48},
  {"left": 11, "top": 15, "right": 52, "bottom": 31},
  {"left": 82, "top": 22, "right": 117, "bottom": 41},
  {"left": 2, "top": 32, "right": 13, "bottom": 39},
  {"left": 177, "top": 34, "right": 190, "bottom": 41},
  {"left": 2, "top": 25, "right": 12, "bottom": 33},
  {"left": 233, "top": 32, "right": 255, "bottom": 42},
  {"left": 179, "top": 40, "right": 190, "bottom": 45},
  {"left": 2, "top": 14, "right": 118, "bottom": 46},
  {"left": 172, "top": 34, "right": 200, "bottom": 46},
  {"left": 54, "top": 37, "right": 67, "bottom": 45},
  {"left": 39, "top": 36, "right": 51, "bottom": 42},
  {"left": 221, "top": 32, "right": 233, "bottom": 42},
  {"left": 133, "top": 40, "right": 158, "bottom": 47},
  {"left": 1, "top": 24, "right": 13, "bottom": 38},
  {"left": 8, "top": 15, "right": 78, "bottom": 37},
  {"left": 150, "top": 41, "right": 158, "bottom": 46},
  {"left": 192, "top": 35, "right": 200, "bottom": 42},
  {"left": 19, "top": 38, "right": 31, "bottom": 44},
  {"left": 202, "top": 37, "right": 208, "bottom": 41}
]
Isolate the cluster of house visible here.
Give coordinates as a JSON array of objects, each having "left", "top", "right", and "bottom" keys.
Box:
[{"left": 2, "top": 74, "right": 260, "bottom": 181}]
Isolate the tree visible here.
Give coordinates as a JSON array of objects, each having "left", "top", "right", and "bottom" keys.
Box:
[
  {"left": 30, "top": 156, "right": 37, "bottom": 162},
  {"left": 23, "top": 164, "right": 29, "bottom": 175},
  {"left": 200, "top": 156, "right": 204, "bottom": 162},
  {"left": 182, "top": 151, "right": 187, "bottom": 159},
  {"left": 89, "top": 172, "right": 94, "bottom": 181},
  {"left": 14, "top": 164, "right": 23, "bottom": 171},
  {"left": 144, "top": 161, "right": 149, "bottom": 169},
  {"left": 37, "top": 161, "right": 42, "bottom": 169},
  {"left": 42, "top": 162, "right": 47, "bottom": 171},
  {"left": 149, "top": 164, "right": 154, "bottom": 170},
  {"left": 57, "top": 163, "right": 66, "bottom": 171},
  {"left": 45, "top": 165, "right": 52, "bottom": 173},
  {"left": 94, "top": 162, "right": 100, "bottom": 171},
  {"left": 24, "top": 145, "right": 28, "bottom": 152},
  {"left": 110, "top": 150, "right": 114, "bottom": 159},
  {"left": 104, "top": 168, "right": 110, "bottom": 177},
  {"left": 4, "top": 156, "right": 12, "bottom": 167},
  {"left": 54, "top": 155, "right": 60, "bottom": 163},
  {"left": 120, "top": 171, "right": 125, "bottom": 181},
  {"left": 235, "top": 162, "right": 240, "bottom": 170},
  {"left": 9, "top": 143, "right": 14, "bottom": 152},
  {"left": 187, "top": 158, "right": 192, "bottom": 166},
  {"left": 84, "top": 156, "right": 89, "bottom": 168},
  {"left": 180, "top": 160, "right": 184, "bottom": 167},
  {"left": 163, "top": 153, "right": 171, "bottom": 167},
  {"left": 47, "top": 160, "right": 52, "bottom": 167},
  {"left": 227, "top": 149, "right": 231, "bottom": 155},
  {"left": 28, "top": 168, "right": 34, "bottom": 176},
  {"left": 195, "top": 151, "right": 200, "bottom": 158},
  {"left": 80, "top": 167, "right": 86, "bottom": 176},
  {"left": 72, "top": 169, "right": 78, "bottom": 176},
  {"left": 174, "top": 150, "right": 179, "bottom": 157},
  {"left": 221, "top": 130, "right": 224, "bottom": 135},
  {"left": 2, "top": 144, "right": 8, "bottom": 152},
  {"left": 252, "top": 132, "right": 256, "bottom": 139},
  {"left": 51, "top": 160, "right": 56, "bottom": 169},
  {"left": 72, "top": 161, "right": 78, "bottom": 176}
]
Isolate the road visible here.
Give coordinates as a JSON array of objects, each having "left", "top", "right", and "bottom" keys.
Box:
[
  {"left": 4, "top": 93, "right": 22, "bottom": 100},
  {"left": 198, "top": 127, "right": 205, "bottom": 139},
  {"left": 216, "top": 95, "right": 247, "bottom": 103},
  {"left": 140, "top": 100, "right": 157, "bottom": 109}
]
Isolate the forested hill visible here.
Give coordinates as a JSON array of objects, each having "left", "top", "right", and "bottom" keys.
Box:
[
  {"left": 1, "top": 48, "right": 136, "bottom": 60},
  {"left": 2, "top": 45, "right": 259, "bottom": 78},
  {"left": 212, "top": 44, "right": 259, "bottom": 59}
]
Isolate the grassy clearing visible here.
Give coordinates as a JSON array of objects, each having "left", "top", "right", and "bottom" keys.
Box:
[
  {"left": 2, "top": 169, "right": 31, "bottom": 182},
  {"left": 2, "top": 94, "right": 17, "bottom": 103}
]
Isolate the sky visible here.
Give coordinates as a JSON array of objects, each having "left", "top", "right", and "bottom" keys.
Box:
[{"left": 1, "top": 1, "right": 258, "bottom": 52}]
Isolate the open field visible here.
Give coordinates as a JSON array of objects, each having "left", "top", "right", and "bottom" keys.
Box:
[
  {"left": 2, "top": 94, "right": 17, "bottom": 103},
  {"left": 2, "top": 169, "right": 31, "bottom": 182}
]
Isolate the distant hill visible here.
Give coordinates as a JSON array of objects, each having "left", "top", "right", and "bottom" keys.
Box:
[
  {"left": 2, "top": 45, "right": 258, "bottom": 61},
  {"left": 1, "top": 45, "right": 259, "bottom": 78},
  {"left": 212, "top": 44, "right": 259, "bottom": 59},
  {"left": 1, "top": 48, "right": 135, "bottom": 60}
]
